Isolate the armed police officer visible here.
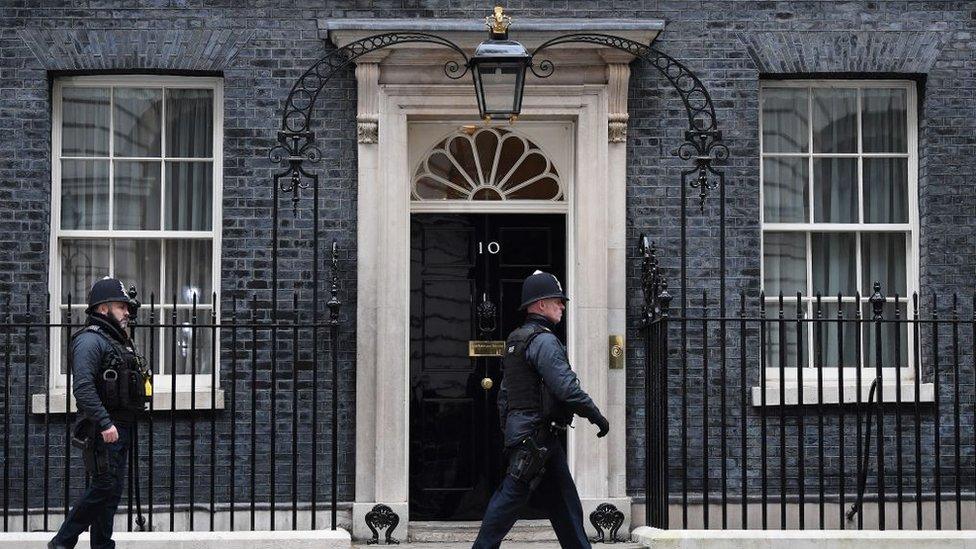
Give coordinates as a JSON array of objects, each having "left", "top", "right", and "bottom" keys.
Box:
[
  {"left": 473, "top": 271, "right": 610, "bottom": 549},
  {"left": 50, "top": 278, "right": 151, "bottom": 549}
]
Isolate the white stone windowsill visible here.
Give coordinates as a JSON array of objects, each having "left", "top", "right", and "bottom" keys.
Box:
[
  {"left": 31, "top": 389, "right": 225, "bottom": 414},
  {"left": 751, "top": 381, "right": 935, "bottom": 407}
]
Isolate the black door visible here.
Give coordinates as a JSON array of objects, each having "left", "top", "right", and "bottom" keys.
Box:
[{"left": 409, "top": 213, "right": 566, "bottom": 521}]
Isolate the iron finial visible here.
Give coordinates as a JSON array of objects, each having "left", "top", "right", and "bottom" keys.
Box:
[{"left": 869, "top": 281, "right": 885, "bottom": 320}]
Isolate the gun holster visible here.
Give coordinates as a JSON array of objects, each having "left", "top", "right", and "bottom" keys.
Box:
[
  {"left": 507, "top": 433, "right": 551, "bottom": 491},
  {"left": 71, "top": 419, "right": 109, "bottom": 476}
]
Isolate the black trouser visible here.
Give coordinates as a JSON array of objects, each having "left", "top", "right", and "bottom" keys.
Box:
[
  {"left": 51, "top": 424, "right": 129, "bottom": 549},
  {"left": 472, "top": 432, "right": 591, "bottom": 549}
]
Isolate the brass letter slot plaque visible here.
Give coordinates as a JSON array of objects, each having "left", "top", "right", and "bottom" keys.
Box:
[
  {"left": 469, "top": 340, "right": 506, "bottom": 357},
  {"left": 609, "top": 335, "right": 624, "bottom": 369}
]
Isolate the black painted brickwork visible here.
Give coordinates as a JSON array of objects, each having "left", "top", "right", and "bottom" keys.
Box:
[{"left": 0, "top": 0, "right": 974, "bottom": 520}]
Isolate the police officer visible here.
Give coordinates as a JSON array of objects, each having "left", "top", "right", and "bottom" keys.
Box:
[
  {"left": 50, "top": 278, "right": 150, "bottom": 549},
  {"left": 473, "top": 270, "right": 610, "bottom": 549}
]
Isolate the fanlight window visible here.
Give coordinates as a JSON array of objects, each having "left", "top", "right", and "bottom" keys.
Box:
[{"left": 412, "top": 127, "right": 563, "bottom": 201}]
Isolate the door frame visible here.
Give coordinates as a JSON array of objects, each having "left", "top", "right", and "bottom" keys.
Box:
[{"left": 353, "top": 82, "right": 627, "bottom": 536}]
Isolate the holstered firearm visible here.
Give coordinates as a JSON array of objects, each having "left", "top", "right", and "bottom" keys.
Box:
[
  {"left": 507, "top": 430, "right": 551, "bottom": 491},
  {"left": 71, "top": 419, "right": 109, "bottom": 475}
]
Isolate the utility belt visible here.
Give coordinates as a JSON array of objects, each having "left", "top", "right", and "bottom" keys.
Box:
[{"left": 507, "top": 422, "right": 565, "bottom": 490}]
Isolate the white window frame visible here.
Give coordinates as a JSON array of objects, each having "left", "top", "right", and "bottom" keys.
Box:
[
  {"left": 757, "top": 79, "right": 928, "bottom": 403},
  {"left": 45, "top": 75, "right": 223, "bottom": 402}
]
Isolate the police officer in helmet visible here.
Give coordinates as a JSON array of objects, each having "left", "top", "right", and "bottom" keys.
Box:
[
  {"left": 50, "top": 278, "right": 151, "bottom": 549},
  {"left": 473, "top": 271, "right": 610, "bottom": 549}
]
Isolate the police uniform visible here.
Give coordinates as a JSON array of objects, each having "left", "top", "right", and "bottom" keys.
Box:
[
  {"left": 473, "top": 272, "right": 610, "bottom": 549},
  {"left": 50, "top": 278, "right": 150, "bottom": 549}
]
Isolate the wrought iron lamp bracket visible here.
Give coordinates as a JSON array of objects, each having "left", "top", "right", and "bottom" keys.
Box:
[
  {"left": 528, "top": 33, "right": 728, "bottom": 210},
  {"left": 272, "top": 29, "right": 728, "bottom": 210},
  {"left": 271, "top": 32, "right": 471, "bottom": 206}
]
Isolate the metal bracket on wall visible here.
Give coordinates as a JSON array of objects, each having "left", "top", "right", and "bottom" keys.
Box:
[
  {"left": 589, "top": 502, "right": 627, "bottom": 543},
  {"left": 365, "top": 503, "right": 400, "bottom": 545}
]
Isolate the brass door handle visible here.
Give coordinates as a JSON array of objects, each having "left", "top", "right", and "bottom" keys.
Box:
[{"left": 481, "top": 377, "right": 494, "bottom": 391}]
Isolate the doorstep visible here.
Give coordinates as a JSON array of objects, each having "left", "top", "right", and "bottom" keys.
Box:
[{"left": 0, "top": 529, "right": 351, "bottom": 548}]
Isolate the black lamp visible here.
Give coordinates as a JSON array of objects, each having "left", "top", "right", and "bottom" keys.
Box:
[{"left": 469, "top": 6, "right": 531, "bottom": 123}]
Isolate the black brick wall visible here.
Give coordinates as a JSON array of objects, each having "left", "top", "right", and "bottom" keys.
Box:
[{"left": 0, "top": 0, "right": 974, "bottom": 523}]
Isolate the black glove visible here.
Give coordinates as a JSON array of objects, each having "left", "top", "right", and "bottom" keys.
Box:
[{"left": 591, "top": 413, "right": 610, "bottom": 438}]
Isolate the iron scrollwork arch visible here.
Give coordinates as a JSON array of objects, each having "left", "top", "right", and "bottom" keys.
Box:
[
  {"left": 270, "top": 32, "right": 470, "bottom": 210},
  {"left": 271, "top": 30, "right": 728, "bottom": 211},
  {"left": 529, "top": 33, "right": 728, "bottom": 210}
]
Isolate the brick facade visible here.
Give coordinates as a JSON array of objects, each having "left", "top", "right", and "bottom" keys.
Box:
[{"left": 0, "top": 0, "right": 974, "bottom": 524}]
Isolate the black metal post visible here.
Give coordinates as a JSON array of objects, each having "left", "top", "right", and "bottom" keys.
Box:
[
  {"left": 64, "top": 296, "right": 73, "bottom": 521},
  {"left": 3, "top": 297, "right": 10, "bottom": 531},
  {"left": 328, "top": 241, "right": 341, "bottom": 531},
  {"left": 210, "top": 299, "right": 217, "bottom": 532},
  {"left": 23, "top": 294, "right": 31, "bottom": 531},
  {"left": 912, "top": 293, "right": 922, "bottom": 529},
  {"left": 190, "top": 294, "right": 198, "bottom": 531},
  {"left": 951, "top": 294, "right": 961, "bottom": 530},
  {"left": 291, "top": 291, "right": 300, "bottom": 530},
  {"left": 148, "top": 294, "right": 156, "bottom": 532},
  {"left": 894, "top": 293, "right": 904, "bottom": 530},
  {"left": 933, "top": 295, "right": 942, "bottom": 530},
  {"left": 759, "top": 293, "right": 768, "bottom": 530},
  {"left": 796, "top": 291, "right": 805, "bottom": 530},
  {"left": 169, "top": 298, "right": 177, "bottom": 531},
  {"left": 870, "top": 283, "right": 886, "bottom": 530},
  {"left": 702, "top": 289, "right": 710, "bottom": 529},
  {"left": 854, "top": 292, "right": 863, "bottom": 529},
  {"left": 837, "top": 294, "right": 846, "bottom": 529},
  {"left": 250, "top": 295, "right": 258, "bottom": 531},
  {"left": 778, "top": 293, "right": 786, "bottom": 529},
  {"left": 739, "top": 292, "right": 747, "bottom": 529},
  {"left": 44, "top": 293, "right": 51, "bottom": 530},
  {"left": 229, "top": 294, "right": 238, "bottom": 531},
  {"left": 815, "top": 294, "right": 825, "bottom": 529}
]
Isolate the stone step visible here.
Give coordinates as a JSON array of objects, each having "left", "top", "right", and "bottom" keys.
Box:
[{"left": 407, "top": 520, "right": 557, "bottom": 542}]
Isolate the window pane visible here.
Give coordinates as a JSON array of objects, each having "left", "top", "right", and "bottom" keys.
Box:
[
  {"left": 763, "top": 232, "right": 806, "bottom": 296},
  {"left": 165, "top": 240, "right": 212, "bottom": 304},
  {"left": 762, "top": 88, "right": 809, "bottom": 153},
  {"left": 861, "top": 233, "right": 907, "bottom": 295},
  {"left": 864, "top": 158, "right": 908, "bottom": 223},
  {"left": 813, "top": 158, "right": 857, "bottom": 223},
  {"left": 813, "top": 88, "right": 857, "bottom": 153},
  {"left": 62, "top": 87, "right": 109, "bottom": 156},
  {"left": 863, "top": 302, "right": 909, "bottom": 368},
  {"left": 61, "top": 160, "right": 109, "bottom": 230},
  {"left": 812, "top": 233, "right": 856, "bottom": 296},
  {"left": 114, "top": 161, "right": 161, "bottom": 230},
  {"left": 862, "top": 88, "right": 907, "bottom": 153},
  {"left": 162, "top": 308, "right": 213, "bottom": 375},
  {"left": 114, "top": 239, "right": 161, "bottom": 302},
  {"left": 61, "top": 240, "right": 109, "bottom": 303},
  {"left": 113, "top": 88, "right": 162, "bottom": 157},
  {"left": 165, "top": 161, "right": 213, "bottom": 230},
  {"left": 763, "top": 157, "right": 808, "bottom": 223},
  {"left": 166, "top": 89, "right": 213, "bottom": 158},
  {"left": 813, "top": 302, "right": 858, "bottom": 368},
  {"left": 764, "top": 302, "right": 808, "bottom": 369}
]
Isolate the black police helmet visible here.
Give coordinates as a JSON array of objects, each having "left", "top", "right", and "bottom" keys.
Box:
[
  {"left": 85, "top": 277, "right": 137, "bottom": 315},
  {"left": 519, "top": 270, "right": 569, "bottom": 310}
]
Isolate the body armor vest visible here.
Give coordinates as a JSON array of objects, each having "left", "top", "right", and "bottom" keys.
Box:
[
  {"left": 502, "top": 323, "right": 550, "bottom": 412},
  {"left": 85, "top": 325, "right": 151, "bottom": 416}
]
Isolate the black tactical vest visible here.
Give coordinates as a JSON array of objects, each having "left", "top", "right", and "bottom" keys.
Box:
[
  {"left": 85, "top": 325, "right": 151, "bottom": 416},
  {"left": 502, "top": 323, "right": 550, "bottom": 412}
]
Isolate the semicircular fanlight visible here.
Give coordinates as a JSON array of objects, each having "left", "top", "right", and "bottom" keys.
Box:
[{"left": 412, "top": 127, "right": 563, "bottom": 201}]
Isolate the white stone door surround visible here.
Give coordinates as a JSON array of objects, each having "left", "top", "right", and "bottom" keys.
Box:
[{"left": 320, "top": 17, "right": 664, "bottom": 539}]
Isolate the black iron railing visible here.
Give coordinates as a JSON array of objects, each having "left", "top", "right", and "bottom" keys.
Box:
[
  {"left": 0, "top": 277, "right": 344, "bottom": 533},
  {"left": 639, "top": 235, "right": 976, "bottom": 531}
]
